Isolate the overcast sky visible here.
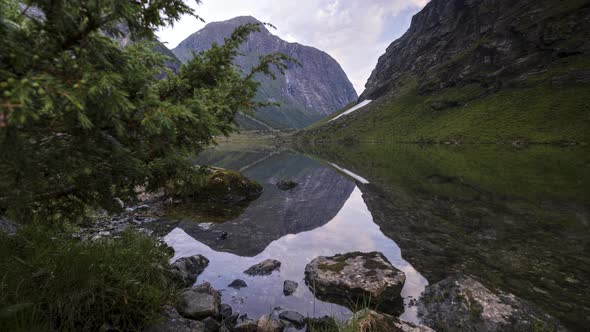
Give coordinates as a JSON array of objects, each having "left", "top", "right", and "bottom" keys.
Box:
[{"left": 156, "top": 0, "right": 429, "bottom": 94}]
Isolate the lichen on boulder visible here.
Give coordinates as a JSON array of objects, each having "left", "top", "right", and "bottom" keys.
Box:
[
  {"left": 304, "top": 251, "right": 405, "bottom": 313},
  {"left": 417, "top": 275, "right": 567, "bottom": 331}
]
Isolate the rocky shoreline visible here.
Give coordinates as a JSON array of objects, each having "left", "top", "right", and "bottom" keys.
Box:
[{"left": 35, "top": 168, "right": 568, "bottom": 332}]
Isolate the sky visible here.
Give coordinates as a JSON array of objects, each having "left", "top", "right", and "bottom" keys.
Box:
[{"left": 156, "top": 0, "right": 429, "bottom": 94}]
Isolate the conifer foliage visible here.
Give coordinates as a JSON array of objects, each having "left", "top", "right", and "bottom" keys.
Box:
[{"left": 0, "top": 0, "right": 294, "bottom": 223}]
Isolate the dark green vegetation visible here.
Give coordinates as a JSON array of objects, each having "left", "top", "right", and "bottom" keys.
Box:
[
  {"left": 0, "top": 0, "right": 292, "bottom": 224},
  {"left": 0, "top": 227, "right": 174, "bottom": 331},
  {"left": 299, "top": 0, "right": 590, "bottom": 144},
  {"left": 0, "top": 0, "right": 290, "bottom": 330},
  {"left": 300, "top": 143, "right": 590, "bottom": 330}
]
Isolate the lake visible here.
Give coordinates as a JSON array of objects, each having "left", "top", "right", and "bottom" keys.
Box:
[{"left": 163, "top": 143, "right": 589, "bottom": 331}]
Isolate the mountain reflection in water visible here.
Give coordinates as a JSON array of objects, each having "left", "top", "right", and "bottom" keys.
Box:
[{"left": 164, "top": 145, "right": 427, "bottom": 322}]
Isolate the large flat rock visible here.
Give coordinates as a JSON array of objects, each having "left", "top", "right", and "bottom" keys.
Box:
[
  {"left": 176, "top": 282, "right": 221, "bottom": 321},
  {"left": 304, "top": 251, "right": 405, "bottom": 312}
]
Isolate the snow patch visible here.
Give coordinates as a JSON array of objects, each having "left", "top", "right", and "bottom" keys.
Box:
[{"left": 329, "top": 100, "right": 372, "bottom": 122}]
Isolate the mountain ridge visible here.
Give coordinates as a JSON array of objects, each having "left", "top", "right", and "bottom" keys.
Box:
[
  {"left": 300, "top": 0, "right": 590, "bottom": 144},
  {"left": 173, "top": 16, "right": 358, "bottom": 129}
]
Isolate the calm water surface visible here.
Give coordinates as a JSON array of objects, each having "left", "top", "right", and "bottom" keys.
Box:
[{"left": 163, "top": 144, "right": 589, "bottom": 330}]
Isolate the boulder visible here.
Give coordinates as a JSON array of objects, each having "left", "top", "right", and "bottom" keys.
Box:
[
  {"left": 228, "top": 279, "right": 248, "bottom": 289},
  {"left": 201, "top": 317, "right": 220, "bottom": 332},
  {"left": 283, "top": 280, "right": 298, "bottom": 296},
  {"left": 417, "top": 275, "right": 567, "bottom": 331},
  {"left": 176, "top": 283, "right": 221, "bottom": 320},
  {"left": 278, "top": 311, "right": 305, "bottom": 328},
  {"left": 277, "top": 180, "right": 298, "bottom": 191},
  {"left": 354, "top": 310, "right": 434, "bottom": 332},
  {"left": 257, "top": 314, "right": 285, "bottom": 332},
  {"left": 169, "top": 255, "right": 209, "bottom": 288},
  {"left": 304, "top": 252, "right": 405, "bottom": 312},
  {"left": 145, "top": 306, "right": 206, "bottom": 332},
  {"left": 244, "top": 259, "right": 281, "bottom": 276}
]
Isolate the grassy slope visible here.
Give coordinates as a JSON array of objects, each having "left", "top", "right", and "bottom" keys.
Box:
[{"left": 299, "top": 46, "right": 590, "bottom": 144}]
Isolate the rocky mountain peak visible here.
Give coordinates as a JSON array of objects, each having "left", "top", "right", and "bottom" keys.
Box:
[{"left": 173, "top": 16, "right": 357, "bottom": 129}]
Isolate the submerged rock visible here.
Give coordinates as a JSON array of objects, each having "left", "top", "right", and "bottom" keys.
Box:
[
  {"left": 228, "top": 279, "right": 248, "bottom": 289},
  {"left": 283, "top": 280, "right": 298, "bottom": 296},
  {"left": 145, "top": 305, "right": 206, "bottom": 332},
  {"left": 354, "top": 310, "right": 434, "bottom": 332},
  {"left": 304, "top": 252, "right": 405, "bottom": 312},
  {"left": 169, "top": 255, "right": 209, "bottom": 288},
  {"left": 277, "top": 180, "right": 298, "bottom": 191},
  {"left": 176, "top": 283, "right": 221, "bottom": 320},
  {"left": 244, "top": 259, "right": 281, "bottom": 276},
  {"left": 418, "top": 275, "right": 567, "bottom": 331},
  {"left": 0, "top": 217, "right": 18, "bottom": 235}
]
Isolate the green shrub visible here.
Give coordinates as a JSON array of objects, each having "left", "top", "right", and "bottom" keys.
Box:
[{"left": 0, "top": 227, "right": 174, "bottom": 331}]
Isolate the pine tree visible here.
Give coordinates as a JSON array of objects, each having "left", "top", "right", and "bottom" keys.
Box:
[{"left": 0, "top": 0, "right": 295, "bottom": 223}]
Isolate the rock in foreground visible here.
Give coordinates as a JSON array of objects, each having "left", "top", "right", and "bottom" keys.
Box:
[
  {"left": 244, "top": 259, "right": 281, "bottom": 276},
  {"left": 305, "top": 252, "right": 405, "bottom": 312},
  {"left": 418, "top": 275, "right": 566, "bottom": 331},
  {"left": 176, "top": 282, "right": 221, "bottom": 320},
  {"left": 169, "top": 255, "right": 209, "bottom": 288},
  {"left": 145, "top": 306, "right": 206, "bottom": 332}
]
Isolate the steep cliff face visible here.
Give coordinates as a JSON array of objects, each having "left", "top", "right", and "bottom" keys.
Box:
[
  {"left": 361, "top": 0, "right": 590, "bottom": 100},
  {"left": 302, "top": 0, "right": 590, "bottom": 144},
  {"left": 173, "top": 16, "right": 358, "bottom": 129}
]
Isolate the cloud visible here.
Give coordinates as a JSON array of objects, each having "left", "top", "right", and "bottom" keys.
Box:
[{"left": 157, "top": 0, "right": 428, "bottom": 94}]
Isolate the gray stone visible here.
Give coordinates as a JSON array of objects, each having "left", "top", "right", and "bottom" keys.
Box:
[
  {"left": 219, "top": 303, "right": 233, "bottom": 319},
  {"left": 283, "top": 280, "right": 298, "bottom": 296},
  {"left": 145, "top": 306, "right": 206, "bottom": 332},
  {"left": 418, "top": 275, "right": 567, "bottom": 332},
  {"left": 278, "top": 311, "right": 305, "bottom": 328},
  {"left": 176, "top": 283, "right": 221, "bottom": 320},
  {"left": 304, "top": 252, "right": 405, "bottom": 313},
  {"left": 257, "top": 314, "right": 285, "bottom": 332},
  {"left": 244, "top": 259, "right": 281, "bottom": 276},
  {"left": 222, "top": 313, "right": 239, "bottom": 328},
  {"left": 201, "top": 317, "right": 220, "bottom": 332},
  {"left": 170, "top": 255, "right": 209, "bottom": 288},
  {"left": 228, "top": 279, "right": 248, "bottom": 289}
]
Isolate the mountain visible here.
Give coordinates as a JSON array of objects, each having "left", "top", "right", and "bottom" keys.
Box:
[
  {"left": 300, "top": 0, "right": 590, "bottom": 144},
  {"left": 173, "top": 16, "right": 358, "bottom": 129}
]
